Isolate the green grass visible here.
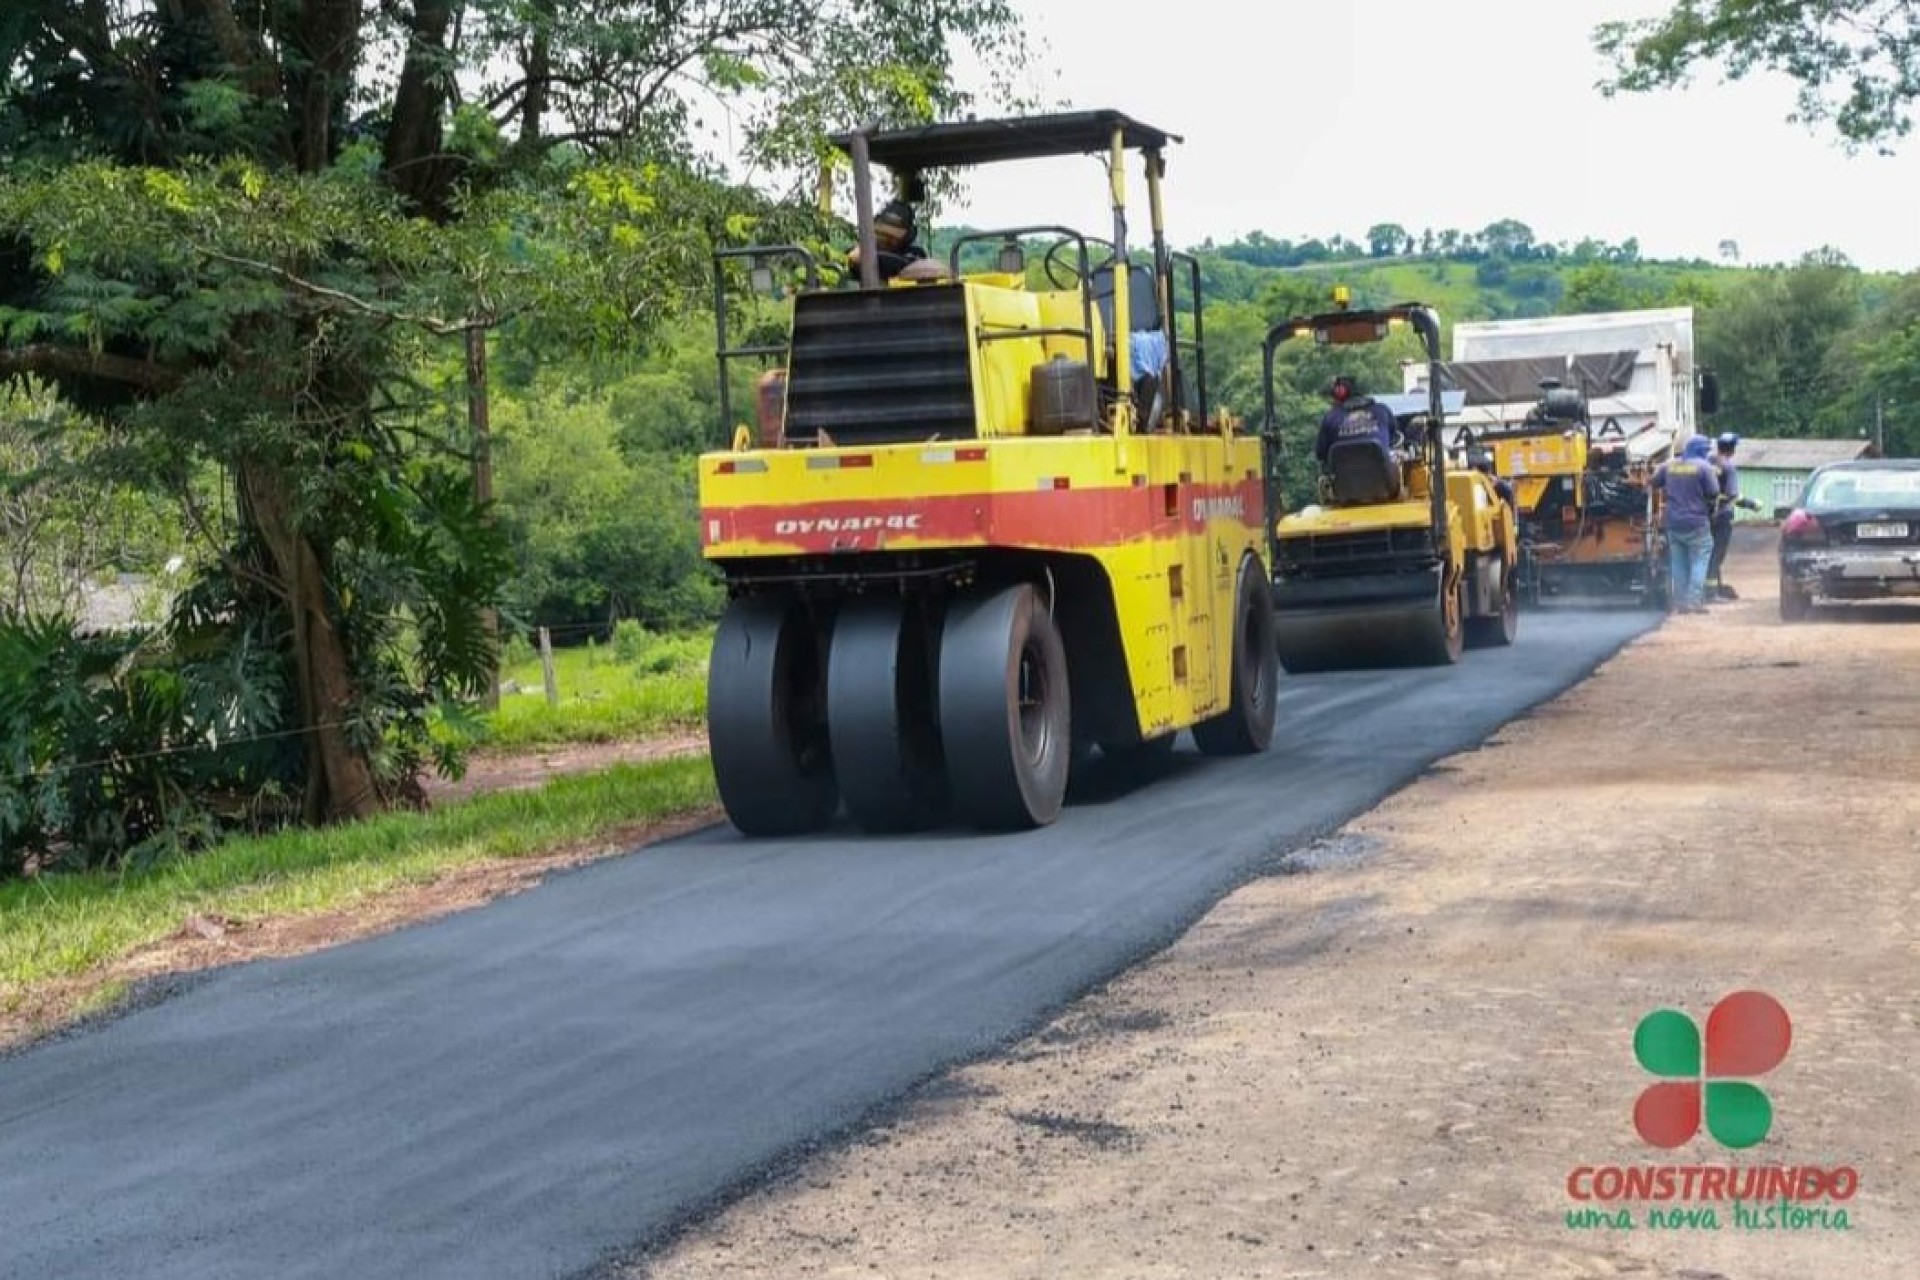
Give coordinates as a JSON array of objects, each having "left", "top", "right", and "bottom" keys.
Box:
[
  {"left": 0, "top": 755, "right": 716, "bottom": 1000},
  {"left": 486, "top": 630, "right": 710, "bottom": 749},
  {"left": 1356, "top": 261, "right": 1487, "bottom": 318}
]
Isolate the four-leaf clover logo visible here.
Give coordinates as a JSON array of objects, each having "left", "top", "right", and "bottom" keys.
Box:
[{"left": 1633, "top": 990, "right": 1792, "bottom": 1149}]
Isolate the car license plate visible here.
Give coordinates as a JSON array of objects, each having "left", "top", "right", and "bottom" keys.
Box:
[{"left": 1857, "top": 522, "right": 1909, "bottom": 538}]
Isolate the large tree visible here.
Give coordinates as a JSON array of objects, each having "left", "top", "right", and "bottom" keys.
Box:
[
  {"left": 1365, "top": 222, "right": 1410, "bottom": 258},
  {"left": 1696, "top": 250, "right": 1864, "bottom": 437},
  {"left": 1842, "top": 271, "right": 1920, "bottom": 454},
  {"left": 0, "top": 0, "right": 1025, "bottom": 829},
  {"left": 1595, "top": 0, "right": 1920, "bottom": 151},
  {"left": 1479, "top": 219, "right": 1537, "bottom": 261}
]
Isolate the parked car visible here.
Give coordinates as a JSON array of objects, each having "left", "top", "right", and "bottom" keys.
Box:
[{"left": 1777, "top": 459, "right": 1920, "bottom": 620}]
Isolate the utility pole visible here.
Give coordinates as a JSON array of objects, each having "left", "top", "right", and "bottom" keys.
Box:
[{"left": 1875, "top": 395, "right": 1886, "bottom": 456}]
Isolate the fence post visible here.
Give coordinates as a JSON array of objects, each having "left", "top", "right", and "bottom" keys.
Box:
[{"left": 538, "top": 626, "right": 559, "bottom": 708}]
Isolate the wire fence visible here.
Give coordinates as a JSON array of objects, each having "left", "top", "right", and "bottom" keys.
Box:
[{"left": 2, "top": 718, "right": 356, "bottom": 788}]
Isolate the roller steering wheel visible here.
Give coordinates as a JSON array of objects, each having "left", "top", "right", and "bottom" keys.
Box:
[{"left": 1042, "top": 237, "right": 1115, "bottom": 290}]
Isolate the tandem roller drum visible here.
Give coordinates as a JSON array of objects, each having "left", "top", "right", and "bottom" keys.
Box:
[{"left": 1271, "top": 567, "right": 1463, "bottom": 674}]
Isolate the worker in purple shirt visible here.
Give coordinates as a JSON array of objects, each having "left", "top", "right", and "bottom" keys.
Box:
[
  {"left": 1313, "top": 375, "right": 1396, "bottom": 465},
  {"left": 1651, "top": 434, "right": 1722, "bottom": 613},
  {"left": 1706, "top": 431, "right": 1761, "bottom": 599}
]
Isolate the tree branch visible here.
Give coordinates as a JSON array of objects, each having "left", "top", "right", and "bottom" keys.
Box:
[
  {"left": 0, "top": 345, "right": 182, "bottom": 392},
  {"left": 534, "top": 128, "right": 630, "bottom": 149},
  {"left": 195, "top": 247, "right": 516, "bottom": 335},
  {"left": 629, "top": 44, "right": 716, "bottom": 120},
  {"left": 482, "top": 73, "right": 618, "bottom": 118}
]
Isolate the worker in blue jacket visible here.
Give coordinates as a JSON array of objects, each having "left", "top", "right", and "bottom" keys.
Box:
[
  {"left": 1651, "top": 435, "right": 1722, "bottom": 613},
  {"left": 1314, "top": 375, "right": 1396, "bottom": 464}
]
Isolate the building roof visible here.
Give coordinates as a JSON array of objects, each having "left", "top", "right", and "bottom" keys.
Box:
[
  {"left": 832, "top": 111, "right": 1180, "bottom": 171},
  {"left": 1730, "top": 438, "right": 1875, "bottom": 470}
]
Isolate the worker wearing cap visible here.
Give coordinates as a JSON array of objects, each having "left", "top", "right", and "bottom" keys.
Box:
[
  {"left": 847, "top": 198, "right": 929, "bottom": 283},
  {"left": 1706, "top": 431, "right": 1760, "bottom": 599},
  {"left": 1313, "top": 375, "right": 1396, "bottom": 465},
  {"left": 1651, "top": 435, "right": 1722, "bottom": 613}
]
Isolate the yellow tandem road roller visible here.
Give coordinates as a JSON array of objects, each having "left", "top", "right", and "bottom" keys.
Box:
[
  {"left": 697, "top": 110, "right": 1278, "bottom": 836},
  {"left": 1263, "top": 300, "right": 1518, "bottom": 672}
]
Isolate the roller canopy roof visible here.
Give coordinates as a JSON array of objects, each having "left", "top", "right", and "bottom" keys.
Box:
[{"left": 830, "top": 110, "right": 1180, "bottom": 170}]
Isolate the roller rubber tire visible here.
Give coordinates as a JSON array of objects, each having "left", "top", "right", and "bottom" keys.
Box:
[
  {"left": 826, "top": 597, "right": 947, "bottom": 832},
  {"left": 707, "top": 596, "right": 837, "bottom": 836},
  {"left": 1193, "top": 555, "right": 1280, "bottom": 755},
  {"left": 939, "top": 583, "right": 1071, "bottom": 830},
  {"left": 1465, "top": 555, "right": 1519, "bottom": 648}
]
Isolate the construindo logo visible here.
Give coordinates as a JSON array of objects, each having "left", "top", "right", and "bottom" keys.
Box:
[
  {"left": 1633, "top": 990, "right": 1792, "bottom": 1149},
  {"left": 1563, "top": 991, "right": 1859, "bottom": 1232}
]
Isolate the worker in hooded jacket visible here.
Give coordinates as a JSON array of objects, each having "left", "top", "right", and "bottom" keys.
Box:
[{"left": 1651, "top": 435, "right": 1722, "bottom": 613}]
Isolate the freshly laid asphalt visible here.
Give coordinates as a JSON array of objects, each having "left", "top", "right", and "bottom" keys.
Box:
[{"left": 0, "top": 609, "right": 1655, "bottom": 1280}]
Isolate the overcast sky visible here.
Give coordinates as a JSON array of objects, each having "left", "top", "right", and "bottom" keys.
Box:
[{"left": 928, "top": 0, "right": 1917, "bottom": 271}]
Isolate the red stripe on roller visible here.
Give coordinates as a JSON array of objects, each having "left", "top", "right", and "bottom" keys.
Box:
[{"left": 704, "top": 475, "right": 1265, "bottom": 555}]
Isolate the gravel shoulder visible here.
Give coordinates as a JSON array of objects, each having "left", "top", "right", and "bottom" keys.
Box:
[{"left": 634, "top": 536, "right": 1920, "bottom": 1280}]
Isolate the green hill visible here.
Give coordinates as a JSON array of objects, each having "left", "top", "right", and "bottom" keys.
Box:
[{"left": 1190, "top": 249, "right": 1742, "bottom": 325}]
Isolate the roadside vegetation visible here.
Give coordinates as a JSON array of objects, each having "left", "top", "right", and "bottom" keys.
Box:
[
  {"left": 484, "top": 624, "right": 710, "bottom": 750},
  {"left": 0, "top": 0, "right": 1029, "bottom": 877},
  {"left": 0, "top": 756, "right": 716, "bottom": 1022}
]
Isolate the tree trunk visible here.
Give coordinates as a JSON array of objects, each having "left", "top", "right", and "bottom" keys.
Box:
[
  {"left": 382, "top": 0, "right": 458, "bottom": 216},
  {"left": 238, "top": 457, "right": 380, "bottom": 825},
  {"left": 467, "top": 326, "right": 500, "bottom": 711},
  {"left": 285, "top": 0, "right": 365, "bottom": 172},
  {"left": 520, "top": 2, "right": 554, "bottom": 145}
]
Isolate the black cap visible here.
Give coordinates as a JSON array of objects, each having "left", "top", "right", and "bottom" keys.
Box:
[{"left": 876, "top": 199, "right": 915, "bottom": 231}]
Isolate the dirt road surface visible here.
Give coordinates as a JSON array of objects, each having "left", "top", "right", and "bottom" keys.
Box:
[
  {"left": 634, "top": 536, "right": 1920, "bottom": 1280},
  {"left": 421, "top": 732, "right": 708, "bottom": 804}
]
